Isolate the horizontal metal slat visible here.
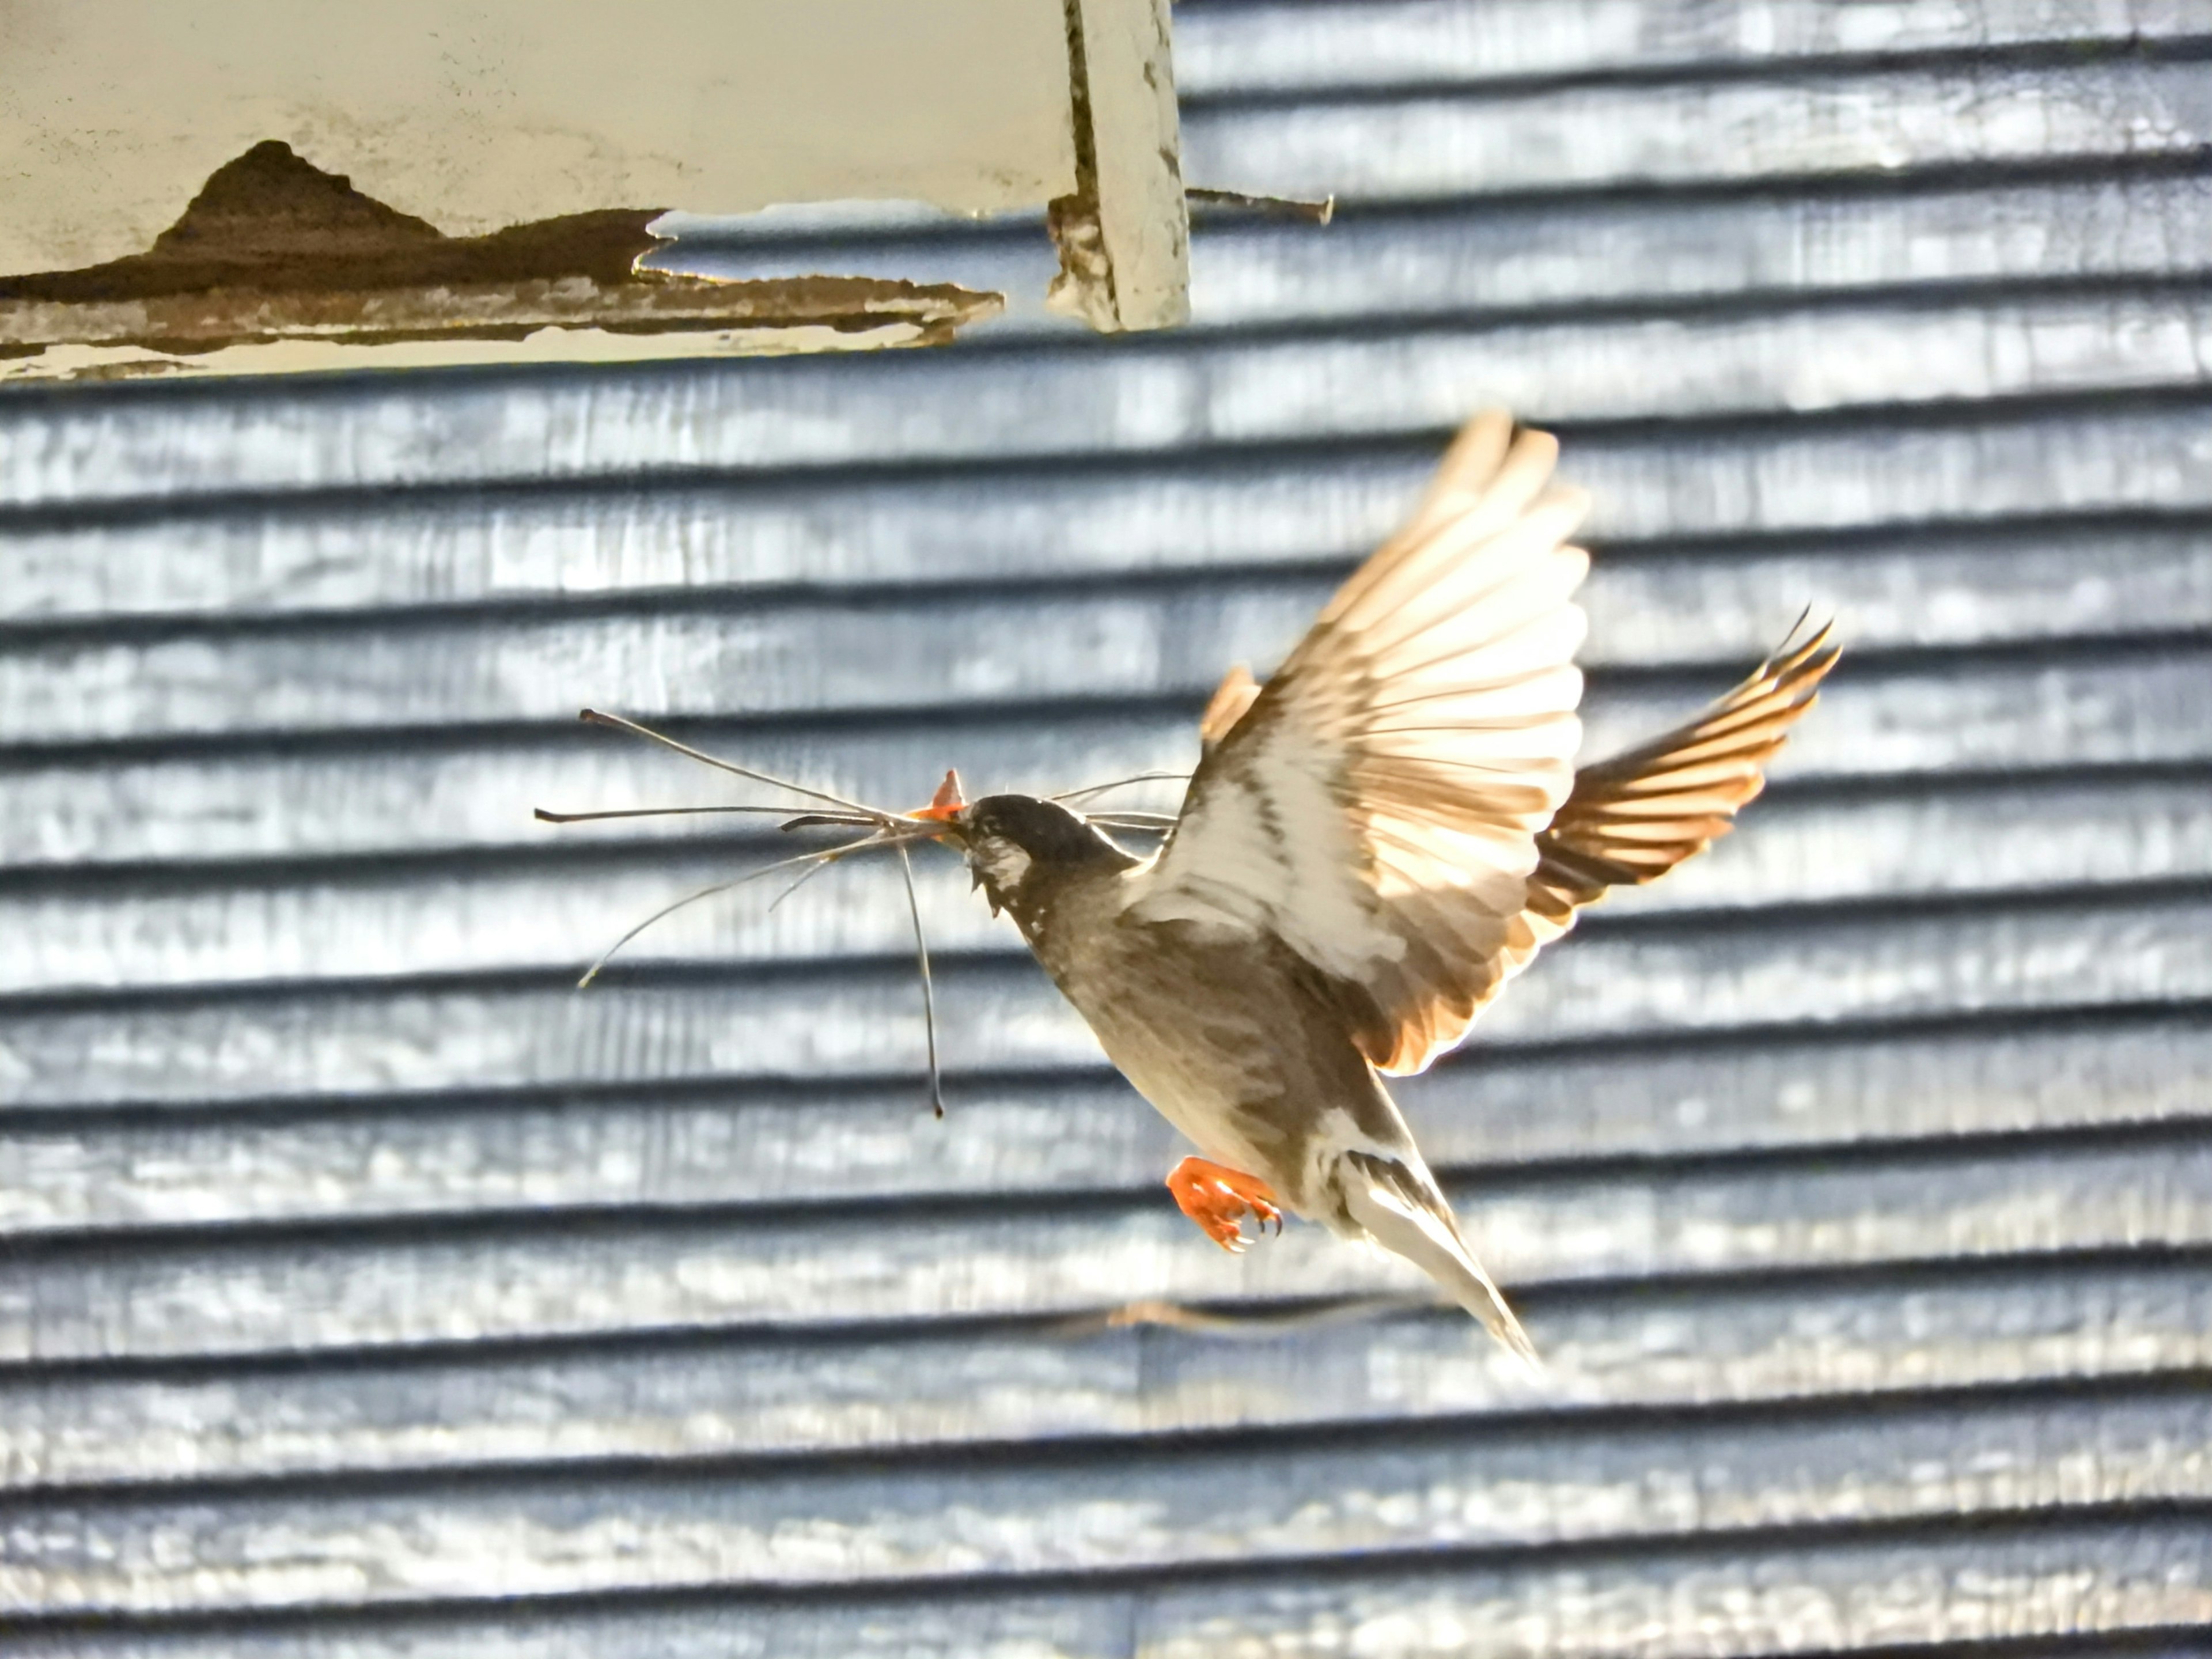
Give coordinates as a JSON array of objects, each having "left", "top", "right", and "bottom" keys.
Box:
[
  {"left": 0, "top": 585, "right": 1308, "bottom": 746},
  {"left": 3, "top": 648, "right": 2207, "bottom": 879},
  {"left": 3, "top": 1128, "right": 2206, "bottom": 1362},
  {"left": 7, "top": 399, "right": 2212, "bottom": 628},
  {"left": 7, "top": 1005, "right": 2205, "bottom": 1237},
  {"left": 1137, "top": 1523, "right": 2212, "bottom": 1659},
  {"left": 1173, "top": 0, "right": 2212, "bottom": 94},
  {"left": 4, "top": 1390, "right": 2207, "bottom": 1617},
  {"left": 1180, "top": 56, "right": 2212, "bottom": 202},
  {"left": 3, "top": 889, "right": 2206, "bottom": 1109},
  {"left": 1184, "top": 171, "right": 2212, "bottom": 326},
  {"left": 5, "top": 536, "right": 2210, "bottom": 744},
  {"left": 2, "top": 1259, "right": 2205, "bottom": 1490},
  {"left": 9, "top": 1531, "right": 2203, "bottom": 1654},
  {"left": 6, "top": 292, "right": 2210, "bottom": 509},
  {"left": 10, "top": 1518, "right": 2208, "bottom": 1658},
  {"left": 7, "top": 770, "right": 2212, "bottom": 995}
]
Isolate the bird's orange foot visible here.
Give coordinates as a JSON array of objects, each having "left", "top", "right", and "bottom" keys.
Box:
[{"left": 1166, "top": 1157, "right": 1284, "bottom": 1253}]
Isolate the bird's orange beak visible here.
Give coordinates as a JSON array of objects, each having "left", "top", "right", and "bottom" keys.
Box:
[{"left": 909, "top": 768, "right": 966, "bottom": 825}]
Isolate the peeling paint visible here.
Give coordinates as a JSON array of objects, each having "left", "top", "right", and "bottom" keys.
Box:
[{"left": 0, "top": 143, "right": 1001, "bottom": 383}]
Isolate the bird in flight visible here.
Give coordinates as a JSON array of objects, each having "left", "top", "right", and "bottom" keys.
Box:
[
  {"left": 901, "top": 410, "right": 1836, "bottom": 1357},
  {"left": 547, "top": 410, "right": 1837, "bottom": 1358}
]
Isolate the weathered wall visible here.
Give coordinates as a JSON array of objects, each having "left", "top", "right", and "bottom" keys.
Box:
[
  {"left": 1, "top": 0, "right": 1080, "bottom": 272},
  {"left": 2, "top": 1, "right": 2211, "bottom": 1653}
]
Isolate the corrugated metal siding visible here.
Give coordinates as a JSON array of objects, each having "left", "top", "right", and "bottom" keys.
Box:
[{"left": 3, "top": 2, "right": 2211, "bottom": 1653}]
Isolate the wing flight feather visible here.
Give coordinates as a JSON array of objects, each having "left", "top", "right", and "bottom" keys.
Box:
[
  {"left": 1127, "top": 411, "right": 1592, "bottom": 1073},
  {"left": 1127, "top": 410, "right": 1842, "bottom": 1076},
  {"left": 1503, "top": 617, "right": 1842, "bottom": 971}
]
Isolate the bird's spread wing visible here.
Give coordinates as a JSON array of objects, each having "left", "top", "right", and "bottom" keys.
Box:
[
  {"left": 1502, "top": 618, "right": 1842, "bottom": 973},
  {"left": 1124, "top": 411, "right": 1592, "bottom": 1073}
]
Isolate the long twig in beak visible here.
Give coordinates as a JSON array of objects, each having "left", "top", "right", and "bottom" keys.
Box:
[
  {"left": 535, "top": 804, "right": 866, "bottom": 825},
  {"left": 548, "top": 707, "right": 966, "bottom": 1116},
  {"left": 1048, "top": 1290, "right": 1434, "bottom": 1339},
  {"left": 577, "top": 709, "right": 882, "bottom": 818},
  {"left": 575, "top": 832, "right": 889, "bottom": 988},
  {"left": 895, "top": 840, "right": 946, "bottom": 1119},
  {"left": 1052, "top": 770, "right": 1190, "bottom": 805},
  {"left": 763, "top": 847, "right": 852, "bottom": 915},
  {"left": 1082, "top": 810, "right": 1180, "bottom": 834},
  {"left": 759, "top": 818, "right": 942, "bottom": 919}
]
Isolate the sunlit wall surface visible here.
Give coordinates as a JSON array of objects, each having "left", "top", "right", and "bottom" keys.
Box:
[{"left": 4, "top": 2, "right": 2212, "bottom": 1653}]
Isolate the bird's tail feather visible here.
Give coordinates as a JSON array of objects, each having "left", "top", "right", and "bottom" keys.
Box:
[{"left": 1342, "top": 1153, "right": 1540, "bottom": 1369}]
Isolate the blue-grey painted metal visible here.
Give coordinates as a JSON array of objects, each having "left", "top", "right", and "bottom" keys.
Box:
[{"left": 2, "top": 2, "right": 2210, "bottom": 1653}]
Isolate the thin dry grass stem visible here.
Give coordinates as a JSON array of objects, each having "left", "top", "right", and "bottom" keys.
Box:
[
  {"left": 535, "top": 804, "right": 838, "bottom": 825},
  {"left": 896, "top": 840, "right": 946, "bottom": 1119},
  {"left": 551, "top": 707, "right": 963, "bottom": 1115},
  {"left": 1085, "top": 811, "right": 1179, "bottom": 834},
  {"left": 577, "top": 707, "right": 881, "bottom": 817},
  {"left": 763, "top": 846, "right": 853, "bottom": 915},
  {"left": 1052, "top": 770, "right": 1190, "bottom": 805},
  {"left": 553, "top": 710, "right": 1193, "bottom": 1119},
  {"left": 574, "top": 834, "right": 889, "bottom": 989},
  {"left": 1048, "top": 1291, "right": 1436, "bottom": 1339}
]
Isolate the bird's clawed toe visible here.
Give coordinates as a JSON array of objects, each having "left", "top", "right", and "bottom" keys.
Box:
[{"left": 1167, "top": 1157, "right": 1285, "bottom": 1253}]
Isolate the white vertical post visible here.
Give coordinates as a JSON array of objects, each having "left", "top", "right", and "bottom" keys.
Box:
[{"left": 1064, "top": 0, "right": 1191, "bottom": 331}]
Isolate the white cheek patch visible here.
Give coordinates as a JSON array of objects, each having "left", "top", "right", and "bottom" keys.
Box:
[{"left": 978, "top": 841, "right": 1032, "bottom": 892}]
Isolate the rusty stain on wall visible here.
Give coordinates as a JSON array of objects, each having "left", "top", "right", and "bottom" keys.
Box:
[{"left": 1, "top": 143, "right": 1002, "bottom": 384}]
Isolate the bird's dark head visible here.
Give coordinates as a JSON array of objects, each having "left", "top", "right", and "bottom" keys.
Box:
[{"left": 910, "top": 775, "right": 1132, "bottom": 919}]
